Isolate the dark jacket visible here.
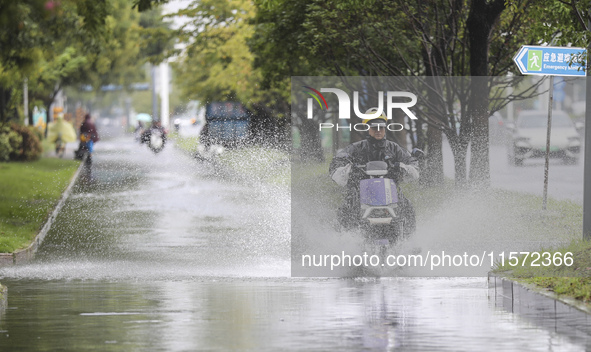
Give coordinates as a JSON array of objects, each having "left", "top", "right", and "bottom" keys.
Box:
[
  {"left": 329, "top": 137, "right": 418, "bottom": 176},
  {"left": 80, "top": 119, "right": 100, "bottom": 143}
]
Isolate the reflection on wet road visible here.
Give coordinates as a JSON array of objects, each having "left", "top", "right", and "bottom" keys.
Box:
[{"left": 0, "top": 130, "right": 589, "bottom": 351}]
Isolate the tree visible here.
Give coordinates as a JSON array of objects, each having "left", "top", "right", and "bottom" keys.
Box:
[
  {"left": 130, "top": 0, "right": 591, "bottom": 175},
  {"left": 252, "top": 0, "right": 375, "bottom": 160},
  {"left": 0, "top": 0, "right": 51, "bottom": 124},
  {"left": 169, "top": 0, "right": 290, "bottom": 147},
  {"left": 251, "top": 0, "right": 568, "bottom": 187},
  {"left": 0, "top": 0, "right": 111, "bottom": 124},
  {"left": 29, "top": 47, "right": 88, "bottom": 134}
]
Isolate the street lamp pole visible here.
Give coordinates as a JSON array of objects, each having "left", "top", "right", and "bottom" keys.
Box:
[{"left": 584, "top": 17, "right": 591, "bottom": 239}]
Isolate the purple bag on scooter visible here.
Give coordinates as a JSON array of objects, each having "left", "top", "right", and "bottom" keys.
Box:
[{"left": 360, "top": 178, "right": 398, "bottom": 206}]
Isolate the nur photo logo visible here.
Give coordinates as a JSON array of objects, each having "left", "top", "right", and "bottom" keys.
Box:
[{"left": 303, "top": 86, "right": 418, "bottom": 131}]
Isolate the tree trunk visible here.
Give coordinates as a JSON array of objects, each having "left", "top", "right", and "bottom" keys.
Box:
[
  {"left": 452, "top": 145, "right": 468, "bottom": 186},
  {"left": 0, "top": 87, "right": 11, "bottom": 125},
  {"left": 448, "top": 135, "right": 469, "bottom": 186},
  {"left": 467, "top": 78, "right": 490, "bottom": 187},
  {"left": 299, "top": 118, "right": 324, "bottom": 162},
  {"left": 391, "top": 111, "right": 407, "bottom": 150},
  {"left": 420, "top": 42, "right": 446, "bottom": 187},
  {"left": 44, "top": 100, "right": 53, "bottom": 138},
  {"left": 422, "top": 124, "right": 444, "bottom": 186},
  {"left": 28, "top": 101, "right": 34, "bottom": 126},
  {"left": 466, "top": 0, "right": 505, "bottom": 186}
]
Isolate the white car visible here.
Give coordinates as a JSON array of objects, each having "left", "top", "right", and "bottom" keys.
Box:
[{"left": 507, "top": 110, "right": 581, "bottom": 166}]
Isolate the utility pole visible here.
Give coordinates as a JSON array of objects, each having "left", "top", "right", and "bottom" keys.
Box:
[
  {"left": 159, "top": 62, "right": 169, "bottom": 128},
  {"left": 151, "top": 64, "right": 159, "bottom": 122},
  {"left": 23, "top": 78, "right": 28, "bottom": 125}
]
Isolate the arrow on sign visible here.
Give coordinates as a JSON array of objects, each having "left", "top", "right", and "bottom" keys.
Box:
[{"left": 514, "top": 47, "right": 528, "bottom": 74}]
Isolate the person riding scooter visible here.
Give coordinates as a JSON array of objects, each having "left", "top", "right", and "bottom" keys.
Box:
[
  {"left": 141, "top": 120, "right": 167, "bottom": 153},
  {"left": 141, "top": 121, "right": 166, "bottom": 143},
  {"left": 75, "top": 113, "right": 100, "bottom": 163},
  {"left": 329, "top": 108, "right": 419, "bottom": 230}
]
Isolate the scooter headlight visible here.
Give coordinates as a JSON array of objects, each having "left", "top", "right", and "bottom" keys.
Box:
[{"left": 370, "top": 209, "right": 391, "bottom": 218}]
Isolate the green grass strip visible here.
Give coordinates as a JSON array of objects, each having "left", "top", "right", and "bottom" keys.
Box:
[
  {"left": 493, "top": 239, "right": 591, "bottom": 303},
  {"left": 216, "top": 146, "right": 290, "bottom": 185},
  {"left": 173, "top": 134, "right": 200, "bottom": 153},
  {"left": 0, "top": 158, "right": 79, "bottom": 253}
]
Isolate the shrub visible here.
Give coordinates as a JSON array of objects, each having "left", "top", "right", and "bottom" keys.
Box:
[
  {"left": 28, "top": 126, "right": 43, "bottom": 142},
  {"left": 0, "top": 132, "right": 9, "bottom": 161},
  {"left": 0, "top": 125, "right": 22, "bottom": 162},
  {"left": 8, "top": 123, "right": 42, "bottom": 161}
]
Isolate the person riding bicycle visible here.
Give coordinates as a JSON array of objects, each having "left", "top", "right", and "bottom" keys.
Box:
[
  {"left": 329, "top": 108, "right": 419, "bottom": 229},
  {"left": 48, "top": 113, "right": 76, "bottom": 158}
]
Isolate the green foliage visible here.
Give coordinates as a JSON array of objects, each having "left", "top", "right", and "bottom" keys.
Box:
[
  {"left": 6, "top": 123, "right": 42, "bottom": 161},
  {"left": 216, "top": 146, "right": 290, "bottom": 185},
  {"left": 0, "top": 0, "right": 125, "bottom": 122},
  {"left": 174, "top": 135, "right": 200, "bottom": 154},
  {"left": 495, "top": 238, "right": 591, "bottom": 277},
  {"left": 251, "top": 0, "right": 329, "bottom": 90},
  {"left": 252, "top": 0, "right": 420, "bottom": 81},
  {"left": 252, "top": 0, "right": 591, "bottom": 182},
  {"left": 0, "top": 0, "right": 168, "bottom": 125},
  {"left": 172, "top": 0, "right": 287, "bottom": 117},
  {"left": 0, "top": 133, "right": 10, "bottom": 162},
  {"left": 0, "top": 125, "right": 22, "bottom": 161},
  {"left": 38, "top": 47, "right": 88, "bottom": 84},
  {"left": 518, "top": 0, "right": 588, "bottom": 47},
  {"left": 63, "top": 1, "right": 175, "bottom": 117},
  {"left": 173, "top": 0, "right": 255, "bottom": 102},
  {"left": 496, "top": 239, "right": 591, "bottom": 303},
  {"left": 0, "top": 0, "right": 47, "bottom": 71},
  {"left": 526, "top": 277, "right": 591, "bottom": 303},
  {"left": 26, "top": 2, "right": 108, "bottom": 108},
  {"left": 138, "top": 8, "right": 176, "bottom": 64},
  {"left": 133, "top": 0, "right": 169, "bottom": 12},
  {"left": 76, "top": 0, "right": 109, "bottom": 34}
]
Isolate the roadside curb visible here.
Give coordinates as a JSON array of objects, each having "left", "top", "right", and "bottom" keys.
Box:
[
  {"left": 489, "top": 273, "right": 591, "bottom": 335},
  {"left": 0, "top": 158, "right": 86, "bottom": 266}
]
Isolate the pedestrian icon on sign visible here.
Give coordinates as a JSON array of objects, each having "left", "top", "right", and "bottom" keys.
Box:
[{"left": 527, "top": 50, "right": 543, "bottom": 71}]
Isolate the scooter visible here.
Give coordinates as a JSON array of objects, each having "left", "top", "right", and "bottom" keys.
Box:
[
  {"left": 141, "top": 126, "right": 167, "bottom": 153},
  {"left": 338, "top": 149, "right": 424, "bottom": 249},
  {"left": 356, "top": 160, "right": 413, "bottom": 243},
  {"left": 74, "top": 134, "right": 93, "bottom": 164},
  {"left": 148, "top": 128, "right": 166, "bottom": 153}
]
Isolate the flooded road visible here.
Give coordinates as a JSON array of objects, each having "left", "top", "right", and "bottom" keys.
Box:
[{"left": 0, "top": 129, "right": 590, "bottom": 351}]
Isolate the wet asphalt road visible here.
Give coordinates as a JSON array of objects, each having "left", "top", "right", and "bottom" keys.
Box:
[
  {"left": 443, "top": 139, "right": 585, "bottom": 204},
  {"left": 0, "top": 125, "right": 589, "bottom": 351}
]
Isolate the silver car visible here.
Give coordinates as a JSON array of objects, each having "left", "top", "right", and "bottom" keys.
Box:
[{"left": 507, "top": 110, "right": 581, "bottom": 166}]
